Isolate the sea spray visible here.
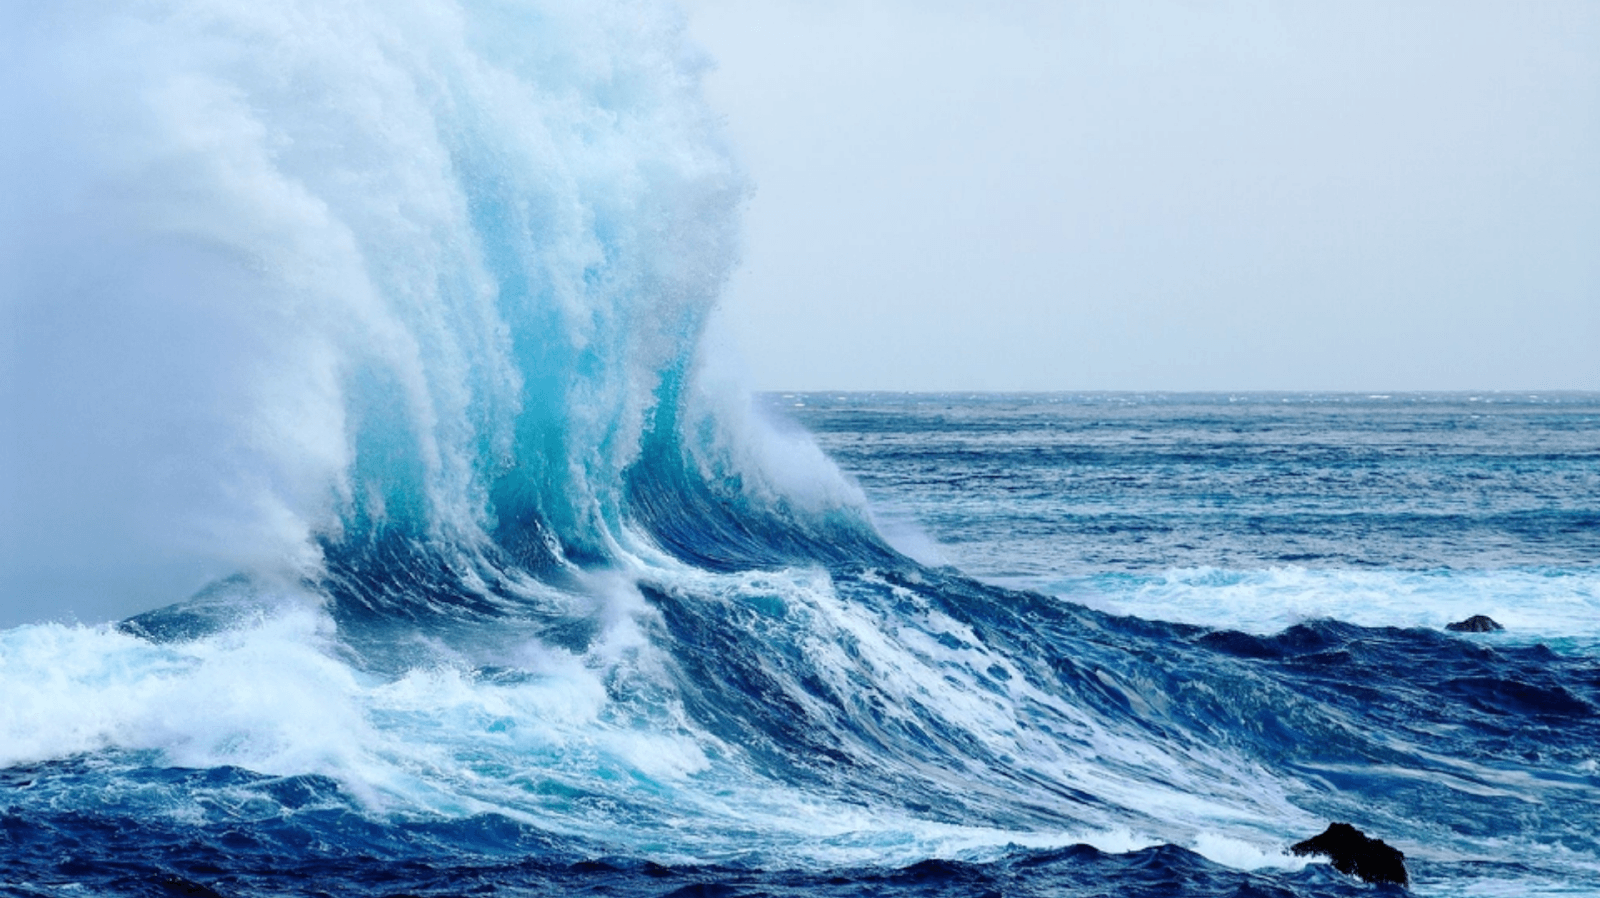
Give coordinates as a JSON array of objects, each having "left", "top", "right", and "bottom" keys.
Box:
[{"left": 0, "top": 0, "right": 751, "bottom": 625}]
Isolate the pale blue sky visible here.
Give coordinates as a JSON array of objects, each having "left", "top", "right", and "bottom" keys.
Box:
[{"left": 684, "top": 0, "right": 1600, "bottom": 391}]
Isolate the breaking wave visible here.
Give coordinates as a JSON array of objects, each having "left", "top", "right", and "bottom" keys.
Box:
[{"left": 1, "top": 4, "right": 1596, "bottom": 896}]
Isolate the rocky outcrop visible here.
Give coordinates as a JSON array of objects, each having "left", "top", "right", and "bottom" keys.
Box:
[
  {"left": 1446, "top": 615, "right": 1503, "bottom": 633},
  {"left": 1291, "top": 823, "right": 1407, "bottom": 886}
]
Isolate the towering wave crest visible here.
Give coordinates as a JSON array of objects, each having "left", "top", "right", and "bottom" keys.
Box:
[
  {"left": 4, "top": 0, "right": 1012, "bottom": 859},
  {"left": 1, "top": 0, "right": 852, "bottom": 624}
]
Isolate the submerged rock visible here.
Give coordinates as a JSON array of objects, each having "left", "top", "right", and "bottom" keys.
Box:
[
  {"left": 1446, "top": 615, "right": 1504, "bottom": 633},
  {"left": 1291, "top": 823, "right": 1408, "bottom": 886}
]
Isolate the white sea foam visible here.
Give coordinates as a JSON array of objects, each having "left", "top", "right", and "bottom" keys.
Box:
[
  {"left": 1191, "top": 831, "right": 1308, "bottom": 872},
  {"left": 0, "top": 557, "right": 1321, "bottom": 867},
  {"left": 1054, "top": 566, "right": 1600, "bottom": 644},
  {"left": 0, "top": 605, "right": 372, "bottom": 778}
]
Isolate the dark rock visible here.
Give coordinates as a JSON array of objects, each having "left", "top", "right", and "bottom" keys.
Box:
[
  {"left": 152, "top": 875, "right": 225, "bottom": 898},
  {"left": 1290, "top": 822, "right": 1408, "bottom": 886},
  {"left": 1446, "top": 615, "right": 1504, "bottom": 633}
]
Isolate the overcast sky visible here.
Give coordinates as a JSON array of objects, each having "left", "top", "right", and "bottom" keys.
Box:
[{"left": 682, "top": 0, "right": 1600, "bottom": 391}]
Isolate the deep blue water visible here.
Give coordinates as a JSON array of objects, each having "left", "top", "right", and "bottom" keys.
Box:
[
  {"left": 776, "top": 392, "right": 1600, "bottom": 576},
  {"left": 6, "top": 394, "right": 1599, "bottom": 898}
]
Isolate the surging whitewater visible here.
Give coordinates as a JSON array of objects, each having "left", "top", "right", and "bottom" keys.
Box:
[
  {"left": 1, "top": 0, "right": 759, "bottom": 592},
  {"left": 2, "top": 0, "right": 1154, "bottom": 860},
  {"left": 3, "top": 3, "right": 1598, "bottom": 897}
]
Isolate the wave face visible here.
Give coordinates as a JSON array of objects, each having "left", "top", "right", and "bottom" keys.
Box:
[
  {"left": 3, "top": 6, "right": 1599, "bottom": 898},
  {"left": 0, "top": 0, "right": 818, "bottom": 625}
]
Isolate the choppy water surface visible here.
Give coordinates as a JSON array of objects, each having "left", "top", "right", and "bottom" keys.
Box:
[
  {"left": 781, "top": 392, "right": 1600, "bottom": 635},
  {"left": 5, "top": 393, "right": 1597, "bottom": 897}
]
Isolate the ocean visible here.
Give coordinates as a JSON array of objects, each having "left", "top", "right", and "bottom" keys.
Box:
[
  {"left": 781, "top": 392, "right": 1600, "bottom": 639},
  {"left": 2, "top": 3, "right": 1598, "bottom": 897}
]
